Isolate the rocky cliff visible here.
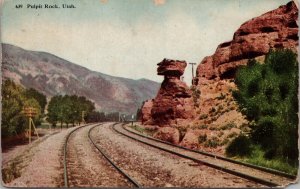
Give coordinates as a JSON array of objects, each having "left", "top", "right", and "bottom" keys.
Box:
[
  {"left": 141, "top": 1, "right": 298, "bottom": 153},
  {"left": 192, "top": 0, "right": 298, "bottom": 139},
  {"left": 196, "top": 1, "right": 298, "bottom": 82}
]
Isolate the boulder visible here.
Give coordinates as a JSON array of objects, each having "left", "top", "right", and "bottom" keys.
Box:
[
  {"left": 153, "top": 127, "right": 180, "bottom": 144},
  {"left": 180, "top": 129, "right": 200, "bottom": 149},
  {"left": 157, "top": 58, "right": 187, "bottom": 77}
]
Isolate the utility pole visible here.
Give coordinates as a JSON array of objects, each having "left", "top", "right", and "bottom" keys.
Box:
[
  {"left": 189, "top": 63, "right": 196, "bottom": 79},
  {"left": 81, "top": 111, "right": 86, "bottom": 125},
  {"left": 22, "top": 106, "right": 39, "bottom": 143}
]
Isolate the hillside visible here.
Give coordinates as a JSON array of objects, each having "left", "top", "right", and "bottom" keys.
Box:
[{"left": 1, "top": 43, "right": 160, "bottom": 114}]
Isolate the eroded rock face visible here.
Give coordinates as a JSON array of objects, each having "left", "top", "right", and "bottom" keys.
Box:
[
  {"left": 197, "top": 1, "right": 298, "bottom": 80},
  {"left": 141, "top": 59, "right": 195, "bottom": 126},
  {"left": 141, "top": 99, "right": 154, "bottom": 124}
]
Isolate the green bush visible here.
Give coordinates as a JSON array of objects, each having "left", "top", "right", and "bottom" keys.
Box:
[
  {"left": 232, "top": 49, "right": 298, "bottom": 165},
  {"left": 226, "top": 135, "right": 252, "bottom": 157}
]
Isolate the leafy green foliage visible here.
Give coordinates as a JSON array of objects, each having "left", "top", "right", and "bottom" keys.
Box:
[
  {"left": 232, "top": 49, "right": 298, "bottom": 164},
  {"left": 1, "top": 80, "right": 42, "bottom": 137},
  {"left": 47, "top": 95, "right": 95, "bottom": 127},
  {"left": 240, "top": 146, "right": 298, "bottom": 175},
  {"left": 24, "top": 88, "right": 47, "bottom": 114},
  {"left": 226, "top": 135, "right": 252, "bottom": 157}
]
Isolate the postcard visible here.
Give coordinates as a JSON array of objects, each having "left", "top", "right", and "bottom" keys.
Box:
[{"left": 1, "top": 0, "right": 299, "bottom": 188}]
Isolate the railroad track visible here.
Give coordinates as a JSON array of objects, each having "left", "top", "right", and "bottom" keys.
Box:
[
  {"left": 63, "top": 123, "right": 92, "bottom": 187},
  {"left": 63, "top": 122, "right": 141, "bottom": 188},
  {"left": 88, "top": 123, "right": 141, "bottom": 188},
  {"left": 112, "top": 123, "right": 296, "bottom": 187}
]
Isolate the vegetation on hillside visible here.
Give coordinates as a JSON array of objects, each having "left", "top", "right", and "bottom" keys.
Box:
[
  {"left": 227, "top": 49, "right": 298, "bottom": 174},
  {"left": 1, "top": 80, "right": 45, "bottom": 138}
]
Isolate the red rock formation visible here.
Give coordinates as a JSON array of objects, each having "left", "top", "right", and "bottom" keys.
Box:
[
  {"left": 196, "top": 1, "right": 298, "bottom": 81},
  {"left": 141, "top": 1, "right": 298, "bottom": 149},
  {"left": 141, "top": 99, "right": 153, "bottom": 124},
  {"left": 141, "top": 59, "right": 195, "bottom": 126}
]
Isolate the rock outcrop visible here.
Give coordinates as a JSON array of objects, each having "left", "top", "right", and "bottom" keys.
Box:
[
  {"left": 196, "top": 1, "right": 298, "bottom": 82},
  {"left": 141, "top": 99, "right": 153, "bottom": 124},
  {"left": 141, "top": 1, "right": 298, "bottom": 151},
  {"left": 141, "top": 59, "right": 195, "bottom": 126}
]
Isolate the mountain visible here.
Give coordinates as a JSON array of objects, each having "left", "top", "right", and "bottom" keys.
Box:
[{"left": 1, "top": 43, "right": 160, "bottom": 114}]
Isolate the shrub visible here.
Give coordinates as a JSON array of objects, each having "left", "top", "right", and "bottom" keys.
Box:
[
  {"left": 204, "top": 137, "right": 219, "bottom": 148},
  {"left": 221, "top": 122, "right": 236, "bottom": 130},
  {"left": 196, "top": 124, "right": 208, "bottom": 129},
  {"left": 198, "top": 134, "right": 207, "bottom": 143},
  {"left": 199, "top": 114, "right": 208, "bottom": 120},
  {"left": 226, "top": 135, "right": 252, "bottom": 157},
  {"left": 217, "top": 131, "right": 224, "bottom": 137},
  {"left": 227, "top": 132, "right": 238, "bottom": 138},
  {"left": 216, "top": 93, "right": 226, "bottom": 100},
  {"left": 209, "top": 107, "right": 216, "bottom": 113},
  {"left": 220, "top": 138, "right": 230, "bottom": 146}
]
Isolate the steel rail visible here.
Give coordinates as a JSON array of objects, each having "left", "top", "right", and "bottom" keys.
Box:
[
  {"left": 122, "top": 123, "right": 297, "bottom": 180},
  {"left": 63, "top": 123, "right": 96, "bottom": 188},
  {"left": 88, "top": 123, "right": 141, "bottom": 188},
  {"left": 112, "top": 123, "right": 294, "bottom": 187}
]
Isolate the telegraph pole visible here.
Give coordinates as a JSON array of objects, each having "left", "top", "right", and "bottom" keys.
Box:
[
  {"left": 81, "top": 111, "right": 86, "bottom": 125},
  {"left": 189, "top": 63, "right": 196, "bottom": 79},
  {"left": 22, "top": 106, "right": 39, "bottom": 143}
]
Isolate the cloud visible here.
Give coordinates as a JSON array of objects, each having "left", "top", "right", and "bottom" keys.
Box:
[{"left": 153, "top": 0, "right": 166, "bottom": 6}]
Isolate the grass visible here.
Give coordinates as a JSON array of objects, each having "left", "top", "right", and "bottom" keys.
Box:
[
  {"left": 204, "top": 136, "right": 220, "bottom": 148},
  {"left": 220, "top": 122, "right": 236, "bottom": 130},
  {"left": 234, "top": 146, "right": 298, "bottom": 175},
  {"left": 2, "top": 161, "right": 21, "bottom": 183},
  {"left": 129, "top": 125, "right": 156, "bottom": 136},
  {"left": 37, "top": 121, "right": 79, "bottom": 129},
  {"left": 129, "top": 125, "right": 146, "bottom": 133}
]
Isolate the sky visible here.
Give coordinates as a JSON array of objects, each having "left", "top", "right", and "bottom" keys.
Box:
[{"left": 1, "top": 0, "right": 291, "bottom": 84}]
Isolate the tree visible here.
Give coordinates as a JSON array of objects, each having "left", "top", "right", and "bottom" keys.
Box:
[
  {"left": 232, "top": 49, "right": 298, "bottom": 163},
  {"left": 24, "top": 88, "right": 47, "bottom": 114},
  {"left": 47, "top": 95, "right": 96, "bottom": 127},
  {"left": 1, "top": 80, "right": 41, "bottom": 138},
  {"left": 47, "top": 95, "right": 63, "bottom": 127}
]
